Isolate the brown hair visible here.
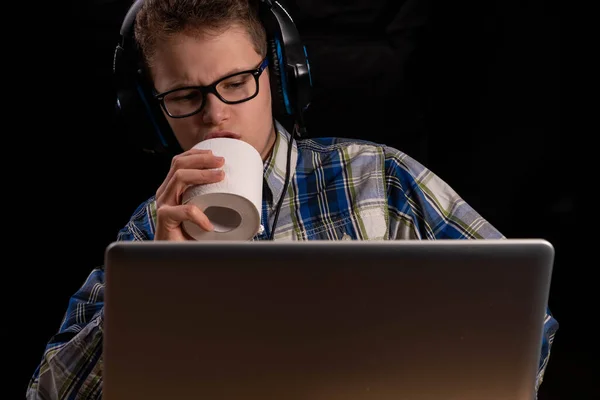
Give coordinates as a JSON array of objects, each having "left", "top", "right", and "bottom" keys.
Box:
[{"left": 134, "top": 0, "right": 267, "bottom": 68}]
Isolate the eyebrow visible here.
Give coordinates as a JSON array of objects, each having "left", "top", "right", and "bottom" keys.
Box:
[{"left": 162, "top": 62, "right": 261, "bottom": 93}]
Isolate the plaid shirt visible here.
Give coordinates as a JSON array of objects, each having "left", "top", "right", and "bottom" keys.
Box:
[{"left": 26, "top": 122, "right": 558, "bottom": 399}]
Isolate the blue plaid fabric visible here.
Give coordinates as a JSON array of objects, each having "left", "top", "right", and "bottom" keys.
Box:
[{"left": 26, "top": 121, "right": 558, "bottom": 399}]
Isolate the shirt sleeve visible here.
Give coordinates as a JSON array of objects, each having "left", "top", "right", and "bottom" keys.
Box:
[
  {"left": 26, "top": 268, "right": 105, "bottom": 400},
  {"left": 383, "top": 146, "right": 504, "bottom": 240},
  {"left": 383, "top": 145, "right": 559, "bottom": 393},
  {"left": 26, "top": 197, "right": 157, "bottom": 399},
  {"left": 116, "top": 197, "right": 157, "bottom": 241}
]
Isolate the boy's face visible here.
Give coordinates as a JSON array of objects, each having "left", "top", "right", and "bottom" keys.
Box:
[{"left": 150, "top": 25, "right": 276, "bottom": 160}]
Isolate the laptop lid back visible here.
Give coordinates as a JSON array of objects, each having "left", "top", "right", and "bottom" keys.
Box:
[{"left": 103, "top": 239, "right": 554, "bottom": 400}]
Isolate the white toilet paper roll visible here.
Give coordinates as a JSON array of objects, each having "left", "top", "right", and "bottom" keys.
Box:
[{"left": 181, "top": 138, "right": 263, "bottom": 241}]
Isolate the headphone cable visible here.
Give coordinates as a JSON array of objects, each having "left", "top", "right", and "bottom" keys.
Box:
[{"left": 269, "top": 116, "right": 304, "bottom": 240}]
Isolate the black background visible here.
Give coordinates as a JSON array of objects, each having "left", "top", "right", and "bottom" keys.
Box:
[{"left": 12, "top": 0, "right": 585, "bottom": 399}]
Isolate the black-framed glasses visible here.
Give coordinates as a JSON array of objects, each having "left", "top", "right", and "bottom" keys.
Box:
[{"left": 154, "top": 57, "right": 269, "bottom": 118}]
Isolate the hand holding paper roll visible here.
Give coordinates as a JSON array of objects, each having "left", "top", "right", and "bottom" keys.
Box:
[
  {"left": 181, "top": 138, "right": 264, "bottom": 241},
  {"left": 154, "top": 138, "right": 264, "bottom": 241},
  {"left": 154, "top": 147, "right": 226, "bottom": 241}
]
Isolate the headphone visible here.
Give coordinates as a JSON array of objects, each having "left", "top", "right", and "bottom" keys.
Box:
[{"left": 112, "top": 0, "right": 313, "bottom": 157}]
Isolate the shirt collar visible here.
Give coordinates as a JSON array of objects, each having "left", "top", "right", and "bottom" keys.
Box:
[{"left": 263, "top": 120, "right": 298, "bottom": 207}]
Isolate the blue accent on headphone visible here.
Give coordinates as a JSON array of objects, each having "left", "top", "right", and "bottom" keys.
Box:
[
  {"left": 303, "top": 45, "right": 313, "bottom": 87},
  {"left": 275, "top": 37, "right": 293, "bottom": 115},
  {"left": 136, "top": 83, "right": 168, "bottom": 147}
]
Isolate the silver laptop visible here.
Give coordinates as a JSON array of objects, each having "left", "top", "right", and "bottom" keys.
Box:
[{"left": 103, "top": 239, "right": 554, "bottom": 400}]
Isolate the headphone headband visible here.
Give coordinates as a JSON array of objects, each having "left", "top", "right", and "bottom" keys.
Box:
[{"left": 119, "top": 0, "right": 143, "bottom": 39}]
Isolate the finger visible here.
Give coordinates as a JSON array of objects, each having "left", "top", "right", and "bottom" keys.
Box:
[
  {"left": 157, "top": 150, "right": 221, "bottom": 197},
  {"left": 156, "top": 203, "right": 214, "bottom": 232},
  {"left": 173, "top": 152, "right": 225, "bottom": 171},
  {"left": 158, "top": 168, "right": 225, "bottom": 207},
  {"left": 156, "top": 151, "right": 225, "bottom": 198}
]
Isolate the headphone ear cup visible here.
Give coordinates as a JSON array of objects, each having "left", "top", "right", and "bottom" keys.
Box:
[
  {"left": 268, "top": 37, "right": 293, "bottom": 118},
  {"left": 115, "top": 85, "right": 159, "bottom": 154},
  {"left": 113, "top": 39, "right": 184, "bottom": 157}
]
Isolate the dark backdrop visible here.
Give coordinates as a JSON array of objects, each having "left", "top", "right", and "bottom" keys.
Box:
[{"left": 13, "top": 0, "right": 584, "bottom": 399}]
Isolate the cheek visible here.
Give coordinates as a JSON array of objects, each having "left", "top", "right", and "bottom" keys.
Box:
[
  {"left": 255, "top": 87, "right": 272, "bottom": 115},
  {"left": 261, "top": 74, "right": 273, "bottom": 109},
  {"left": 236, "top": 79, "right": 272, "bottom": 123},
  {"left": 167, "top": 116, "right": 198, "bottom": 150},
  {"left": 253, "top": 76, "right": 273, "bottom": 118}
]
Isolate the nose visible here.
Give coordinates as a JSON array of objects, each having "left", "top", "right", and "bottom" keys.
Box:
[{"left": 201, "top": 93, "right": 229, "bottom": 125}]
